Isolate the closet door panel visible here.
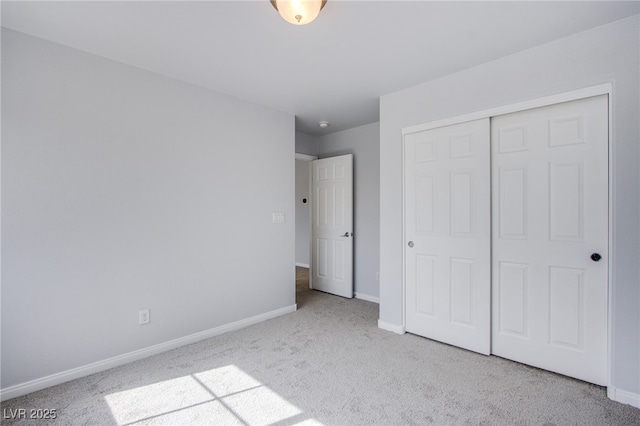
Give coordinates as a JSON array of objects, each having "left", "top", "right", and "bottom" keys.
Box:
[
  {"left": 491, "top": 95, "right": 608, "bottom": 386},
  {"left": 405, "top": 118, "right": 491, "bottom": 355}
]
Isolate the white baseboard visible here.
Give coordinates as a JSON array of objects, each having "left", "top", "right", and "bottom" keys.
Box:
[
  {"left": 608, "top": 386, "right": 640, "bottom": 408},
  {"left": 295, "top": 262, "right": 310, "bottom": 268},
  {"left": 0, "top": 304, "right": 297, "bottom": 402},
  {"left": 354, "top": 293, "right": 380, "bottom": 304},
  {"left": 378, "top": 319, "right": 405, "bottom": 335}
]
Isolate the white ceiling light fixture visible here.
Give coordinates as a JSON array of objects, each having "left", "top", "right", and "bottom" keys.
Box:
[
  {"left": 270, "top": 0, "right": 327, "bottom": 25},
  {"left": 318, "top": 121, "right": 330, "bottom": 128}
]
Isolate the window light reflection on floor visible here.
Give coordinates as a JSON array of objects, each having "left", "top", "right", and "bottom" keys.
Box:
[{"left": 104, "top": 365, "right": 321, "bottom": 425}]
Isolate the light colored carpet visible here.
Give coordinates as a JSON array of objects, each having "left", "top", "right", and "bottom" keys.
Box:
[{"left": 2, "top": 267, "right": 639, "bottom": 425}]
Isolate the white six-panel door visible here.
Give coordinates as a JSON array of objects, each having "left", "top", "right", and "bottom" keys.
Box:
[
  {"left": 404, "top": 119, "right": 491, "bottom": 355},
  {"left": 311, "top": 154, "right": 353, "bottom": 298},
  {"left": 491, "top": 95, "right": 608, "bottom": 385}
]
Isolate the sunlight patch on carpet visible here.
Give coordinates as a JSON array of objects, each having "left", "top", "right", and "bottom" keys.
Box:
[{"left": 104, "top": 365, "right": 318, "bottom": 425}]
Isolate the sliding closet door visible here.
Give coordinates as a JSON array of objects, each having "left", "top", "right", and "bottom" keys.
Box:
[
  {"left": 404, "top": 119, "right": 491, "bottom": 355},
  {"left": 491, "top": 95, "right": 608, "bottom": 385}
]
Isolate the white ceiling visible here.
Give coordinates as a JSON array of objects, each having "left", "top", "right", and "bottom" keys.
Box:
[{"left": 2, "top": 1, "right": 638, "bottom": 135}]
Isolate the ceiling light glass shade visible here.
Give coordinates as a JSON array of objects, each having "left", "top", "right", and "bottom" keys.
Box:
[{"left": 271, "top": 0, "right": 326, "bottom": 25}]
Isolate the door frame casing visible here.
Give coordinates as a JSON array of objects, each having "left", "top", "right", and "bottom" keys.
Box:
[{"left": 400, "top": 83, "right": 613, "bottom": 387}]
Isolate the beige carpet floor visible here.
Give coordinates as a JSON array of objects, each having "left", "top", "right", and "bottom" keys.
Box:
[{"left": 2, "top": 267, "right": 639, "bottom": 425}]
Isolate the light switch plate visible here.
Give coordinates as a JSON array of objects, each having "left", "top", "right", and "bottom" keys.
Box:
[{"left": 272, "top": 212, "right": 285, "bottom": 223}]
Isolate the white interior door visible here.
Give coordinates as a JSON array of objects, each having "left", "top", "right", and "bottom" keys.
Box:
[
  {"left": 311, "top": 154, "right": 353, "bottom": 298},
  {"left": 404, "top": 119, "right": 491, "bottom": 355},
  {"left": 491, "top": 95, "right": 608, "bottom": 385}
]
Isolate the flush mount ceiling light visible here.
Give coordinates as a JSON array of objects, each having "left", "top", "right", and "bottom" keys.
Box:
[
  {"left": 270, "top": 0, "right": 327, "bottom": 25},
  {"left": 318, "top": 121, "right": 330, "bottom": 128}
]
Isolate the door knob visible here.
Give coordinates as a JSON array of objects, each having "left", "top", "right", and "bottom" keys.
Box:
[
  {"left": 342, "top": 232, "right": 351, "bottom": 238},
  {"left": 591, "top": 253, "right": 602, "bottom": 262},
  {"left": 408, "top": 241, "right": 414, "bottom": 248}
]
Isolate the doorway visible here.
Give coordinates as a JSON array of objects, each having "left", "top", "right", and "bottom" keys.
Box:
[{"left": 295, "top": 154, "right": 316, "bottom": 269}]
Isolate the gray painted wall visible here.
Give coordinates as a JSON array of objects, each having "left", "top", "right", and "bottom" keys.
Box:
[
  {"left": 379, "top": 16, "right": 639, "bottom": 396},
  {"left": 316, "top": 123, "right": 381, "bottom": 301},
  {"left": 2, "top": 29, "right": 295, "bottom": 388},
  {"left": 295, "top": 131, "right": 317, "bottom": 156}
]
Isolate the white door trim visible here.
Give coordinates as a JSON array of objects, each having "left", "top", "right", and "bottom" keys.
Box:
[
  {"left": 402, "top": 83, "right": 612, "bottom": 136},
  {"left": 401, "top": 83, "right": 613, "bottom": 390}
]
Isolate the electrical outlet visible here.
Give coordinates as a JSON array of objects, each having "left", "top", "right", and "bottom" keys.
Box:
[{"left": 139, "top": 309, "right": 150, "bottom": 325}]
